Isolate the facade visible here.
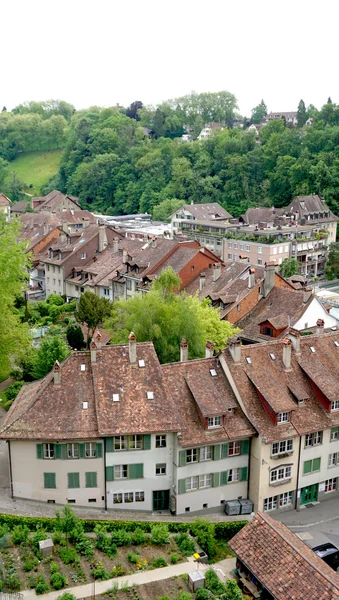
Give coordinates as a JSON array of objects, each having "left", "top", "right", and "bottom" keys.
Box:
[
  {"left": 197, "top": 122, "right": 224, "bottom": 140},
  {"left": 264, "top": 111, "right": 298, "bottom": 125},
  {"left": 170, "top": 202, "right": 232, "bottom": 237},
  {"left": 32, "top": 190, "right": 81, "bottom": 213},
  {"left": 0, "top": 193, "right": 11, "bottom": 221}
]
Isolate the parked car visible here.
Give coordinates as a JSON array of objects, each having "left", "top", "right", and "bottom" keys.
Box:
[{"left": 312, "top": 543, "right": 339, "bottom": 571}]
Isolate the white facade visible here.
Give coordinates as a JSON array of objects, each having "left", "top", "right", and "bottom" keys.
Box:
[
  {"left": 45, "top": 264, "right": 65, "bottom": 297},
  {"left": 298, "top": 428, "right": 339, "bottom": 505},
  {"left": 294, "top": 298, "right": 338, "bottom": 331}
]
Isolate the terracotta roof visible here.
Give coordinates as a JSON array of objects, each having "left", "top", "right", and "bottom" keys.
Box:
[
  {"left": 241, "top": 207, "right": 283, "bottom": 225},
  {"left": 298, "top": 357, "right": 339, "bottom": 402},
  {"left": 246, "top": 368, "right": 296, "bottom": 413},
  {"left": 173, "top": 203, "right": 232, "bottom": 221},
  {"left": 11, "top": 200, "right": 27, "bottom": 212},
  {"left": 229, "top": 512, "right": 339, "bottom": 600},
  {"left": 0, "top": 193, "right": 11, "bottom": 206}
]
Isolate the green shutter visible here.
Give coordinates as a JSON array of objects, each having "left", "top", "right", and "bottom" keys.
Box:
[
  {"left": 240, "top": 466, "right": 248, "bottom": 481},
  {"left": 85, "top": 472, "right": 97, "bottom": 487},
  {"left": 178, "top": 451, "right": 186, "bottom": 467},
  {"left": 312, "top": 457, "right": 321, "bottom": 472},
  {"left": 241, "top": 439, "right": 249, "bottom": 455},
  {"left": 128, "top": 464, "right": 143, "bottom": 479},
  {"left": 106, "top": 437, "right": 114, "bottom": 452},
  {"left": 178, "top": 479, "right": 186, "bottom": 494},
  {"left": 55, "top": 444, "right": 61, "bottom": 459},
  {"left": 60, "top": 444, "right": 67, "bottom": 460},
  {"left": 221, "top": 443, "right": 229, "bottom": 459},
  {"left": 303, "top": 460, "right": 312, "bottom": 475},
  {"left": 68, "top": 473, "right": 80, "bottom": 488},
  {"left": 79, "top": 443, "right": 85, "bottom": 459},
  {"left": 36, "top": 444, "right": 43, "bottom": 459},
  {"left": 220, "top": 471, "right": 228, "bottom": 486},
  {"left": 143, "top": 434, "right": 151, "bottom": 450},
  {"left": 105, "top": 466, "right": 114, "bottom": 481},
  {"left": 213, "top": 445, "right": 221, "bottom": 460},
  {"left": 44, "top": 473, "right": 56, "bottom": 489},
  {"left": 96, "top": 443, "right": 103, "bottom": 458},
  {"left": 212, "top": 472, "right": 220, "bottom": 487}
]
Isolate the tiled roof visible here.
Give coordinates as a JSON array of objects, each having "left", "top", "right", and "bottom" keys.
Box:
[
  {"left": 174, "top": 203, "right": 232, "bottom": 221},
  {"left": 229, "top": 512, "right": 339, "bottom": 600},
  {"left": 0, "top": 193, "right": 11, "bottom": 206},
  {"left": 11, "top": 200, "right": 27, "bottom": 212},
  {"left": 241, "top": 207, "right": 283, "bottom": 225},
  {"left": 285, "top": 194, "right": 330, "bottom": 215},
  {"left": 32, "top": 190, "right": 80, "bottom": 212}
]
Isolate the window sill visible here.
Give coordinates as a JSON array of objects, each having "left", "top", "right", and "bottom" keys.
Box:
[
  {"left": 271, "top": 452, "right": 293, "bottom": 460},
  {"left": 270, "top": 478, "right": 292, "bottom": 487}
]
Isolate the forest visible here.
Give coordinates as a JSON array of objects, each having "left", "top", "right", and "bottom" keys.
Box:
[{"left": 2, "top": 93, "right": 339, "bottom": 218}]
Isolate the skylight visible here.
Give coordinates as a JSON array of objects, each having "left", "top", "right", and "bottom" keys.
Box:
[
  {"left": 80, "top": 364, "right": 86, "bottom": 372},
  {"left": 334, "top": 341, "right": 339, "bottom": 347},
  {"left": 246, "top": 357, "right": 252, "bottom": 364},
  {"left": 147, "top": 391, "right": 154, "bottom": 400},
  {"left": 270, "top": 353, "right": 276, "bottom": 361},
  {"left": 210, "top": 369, "right": 217, "bottom": 377},
  {"left": 310, "top": 346, "right": 316, "bottom": 353},
  {"left": 82, "top": 401, "right": 88, "bottom": 409},
  {"left": 138, "top": 359, "right": 145, "bottom": 368},
  {"left": 112, "top": 394, "right": 120, "bottom": 402}
]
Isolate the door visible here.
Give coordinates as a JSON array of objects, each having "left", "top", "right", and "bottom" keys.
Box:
[
  {"left": 301, "top": 483, "right": 318, "bottom": 505},
  {"left": 153, "top": 490, "right": 170, "bottom": 511}
]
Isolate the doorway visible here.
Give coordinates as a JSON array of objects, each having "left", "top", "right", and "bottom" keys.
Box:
[
  {"left": 153, "top": 490, "right": 170, "bottom": 511},
  {"left": 301, "top": 483, "right": 318, "bottom": 505}
]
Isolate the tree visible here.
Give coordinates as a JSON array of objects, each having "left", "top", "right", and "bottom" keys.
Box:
[
  {"left": 152, "top": 198, "right": 184, "bottom": 222},
  {"left": 220, "top": 580, "right": 244, "bottom": 600},
  {"left": 279, "top": 257, "right": 299, "bottom": 279},
  {"left": 5, "top": 171, "right": 26, "bottom": 201},
  {"left": 55, "top": 506, "right": 78, "bottom": 546},
  {"left": 105, "top": 267, "right": 239, "bottom": 363},
  {"left": 31, "top": 335, "right": 70, "bottom": 379},
  {"left": 125, "top": 101, "right": 143, "bottom": 120},
  {"left": 250, "top": 100, "right": 267, "bottom": 124},
  {"left": 326, "top": 242, "right": 339, "bottom": 279},
  {"left": 75, "top": 291, "right": 111, "bottom": 344},
  {"left": 297, "top": 99, "right": 307, "bottom": 127},
  {"left": 66, "top": 324, "right": 85, "bottom": 350}
]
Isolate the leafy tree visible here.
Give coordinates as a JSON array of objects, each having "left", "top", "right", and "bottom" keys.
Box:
[
  {"left": 66, "top": 324, "right": 85, "bottom": 350},
  {"left": 125, "top": 101, "right": 143, "bottom": 120},
  {"left": 220, "top": 580, "right": 244, "bottom": 600},
  {"left": 279, "top": 257, "right": 299, "bottom": 279},
  {"left": 31, "top": 335, "right": 70, "bottom": 379},
  {"left": 250, "top": 99, "right": 267, "bottom": 124},
  {"left": 55, "top": 506, "right": 78, "bottom": 546},
  {"left": 326, "top": 242, "right": 339, "bottom": 279},
  {"left": 297, "top": 99, "right": 307, "bottom": 127},
  {"left": 5, "top": 171, "right": 26, "bottom": 201},
  {"left": 152, "top": 198, "right": 184, "bottom": 221},
  {"left": 75, "top": 291, "right": 111, "bottom": 343}
]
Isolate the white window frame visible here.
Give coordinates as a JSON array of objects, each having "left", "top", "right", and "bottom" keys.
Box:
[
  {"left": 270, "top": 465, "right": 292, "bottom": 484},
  {"left": 155, "top": 435, "right": 166, "bottom": 448},
  {"left": 280, "top": 491, "right": 293, "bottom": 507},
  {"left": 135, "top": 491, "right": 144, "bottom": 502},
  {"left": 156, "top": 463, "right": 166, "bottom": 476},
  {"left": 228, "top": 468, "right": 240, "bottom": 483},
  {"left": 124, "top": 492, "right": 133, "bottom": 503},
  {"left": 246, "top": 244, "right": 250, "bottom": 251},
  {"left": 85, "top": 442, "right": 96, "bottom": 458},
  {"left": 43, "top": 443, "right": 55, "bottom": 459},
  {"left": 113, "top": 493, "right": 123, "bottom": 504},
  {"left": 115, "top": 464, "right": 128, "bottom": 479},
  {"left": 258, "top": 247, "right": 263, "bottom": 254},
  {"left": 208, "top": 416, "right": 222, "bottom": 429},
  {"left": 186, "top": 475, "right": 199, "bottom": 491},
  {"left": 114, "top": 436, "right": 126, "bottom": 451},
  {"left": 67, "top": 443, "right": 79, "bottom": 459},
  {"left": 271, "top": 439, "right": 293, "bottom": 456},
  {"left": 228, "top": 441, "right": 241, "bottom": 456},
  {"left": 278, "top": 412, "right": 290, "bottom": 424},
  {"left": 129, "top": 435, "right": 143, "bottom": 450},
  {"left": 81, "top": 252, "right": 86, "bottom": 259},
  {"left": 200, "top": 446, "right": 212, "bottom": 461},
  {"left": 305, "top": 431, "right": 322, "bottom": 448},
  {"left": 325, "top": 478, "right": 337, "bottom": 492},
  {"left": 329, "top": 453, "right": 339, "bottom": 468},
  {"left": 186, "top": 448, "right": 198, "bottom": 464},
  {"left": 264, "top": 496, "right": 277, "bottom": 511},
  {"left": 331, "top": 428, "right": 339, "bottom": 442},
  {"left": 331, "top": 400, "right": 339, "bottom": 412},
  {"left": 199, "top": 474, "right": 212, "bottom": 488}
]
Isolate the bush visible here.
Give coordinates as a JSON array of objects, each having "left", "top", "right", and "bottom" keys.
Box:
[
  {"left": 151, "top": 557, "right": 167, "bottom": 568},
  {"left": 150, "top": 523, "right": 169, "bottom": 544},
  {"left": 50, "top": 572, "right": 67, "bottom": 590},
  {"left": 127, "top": 551, "right": 140, "bottom": 564},
  {"left": 110, "top": 529, "right": 132, "bottom": 546},
  {"left": 75, "top": 536, "right": 94, "bottom": 560},
  {"left": 90, "top": 562, "right": 111, "bottom": 581},
  {"left": 205, "top": 569, "right": 226, "bottom": 596},
  {"left": 132, "top": 527, "right": 147, "bottom": 545},
  {"left": 23, "top": 555, "right": 39, "bottom": 572},
  {"left": 195, "top": 589, "right": 211, "bottom": 600},
  {"left": 0, "top": 534, "right": 11, "bottom": 548},
  {"left": 50, "top": 562, "right": 59, "bottom": 575},
  {"left": 56, "top": 594, "right": 77, "bottom": 600},
  {"left": 170, "top": 553, "right": 180, "bottom": 564},
  {"left": 35, "top": 576, "right": 49, "bottom": 595},
  {"left": 6, "top": 382, "right": 24, "bottom": 402},
  {"left": 191, "top": 519, "right": 216, "bottom": 558},
  {"left": 53, "top": 531, "right": 67, "bottom": 546},
  {"left": 32, "top": 530, "right": 49, "bottom": 556},
  {"left": 111, "top": 565, "right": 125, "bottom": 578},
  {"left": 47, "top": 294, "right": 65, "bottom": 306},
  {"left": 58, "top": 547, "right": 79, "bottom": 565},
  {"left": 214, "top": 521, "right": 246, "bottom": 542},
  {"left": 175, "top": 533, "right": 195, "bottom": 556}
]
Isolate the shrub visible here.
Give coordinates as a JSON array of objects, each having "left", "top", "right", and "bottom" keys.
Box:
[
  {"left": 53, "top": 531, "right": 67, "bottom": 546},
  {"left": 35, "top": 576, "right": 49, "bottom": 594},
  {"left": 132, "top": 527, "right": 147, "bottom": 545},
  {"left": 150, "top": 523, "right": 169, "bottom": 544},
  {"left": 58, "top": 547, "right": 79, "bottom": 565},
  {"left": 56, "top": 594, "right": 77, "bottom": 600},
  {"left": 127, "top": 551, "right": 140, "bottom": 564},
  {"left": 178, "top": 593, "right": 192, "bottom": 600},
  {"left": 75, "top": 536, "right": 94, "bottom": 560},
  {"left": 26, "top": 573, "right": 39, "bottom": 589},
  {"left": 191, "top": 519, "right": 216, "bottom": 558},
  {"left": 170, "top": 553, "right": 180, "bottom": 564},
  {"left": 110, "top": 529, "right": 132, "bottom": 546},
  {"left": 205, "top": 569, "right": 226, "bottom": 596},
  {"left": 111, "top": 565, "right": 125, "bottom": 578},
  {"left": 6, "top": 382, "right": 24, "bottom": 402},
  {"left": 90, "top": 562, "right": 111, "bottom": 581},
  {"left": 47, "top": 294, "right": 65, "bottom": 306},
  {"left": 50, "top": 562, "right": 59, "bottom": 574},
  {"left": 32, "top": 529, "right": 49, "bottom": 555},
  {"left": 175, "top": 533, "right": 195, "bottom": 556},
  {"left": 151, "top": 557, "right": 167, "bottom": 568},
  {"left": 195, "top": 589, "right": 211, "bottom": 600},
  {"left": 23, "top": 555, "right": 39, "bottom": 572},
  {"left": 214, "top": 521, "right": 246, "bottom": 542},
  {"left": 50, "top": 572, "right": 67, "bottom": 590},
  {"left": 0, "top": 534, "right": 11, "bottom": 548}
]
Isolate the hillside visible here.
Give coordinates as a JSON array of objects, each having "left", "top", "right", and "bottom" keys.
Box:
[{"left": 8, "top": 150, "right": 62, "bottom": 195}]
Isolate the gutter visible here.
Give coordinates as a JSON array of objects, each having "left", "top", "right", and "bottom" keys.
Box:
[
  {"left": 104, "top": 439, "right": 107, "bottom": 511},
  {"left": 8, "top": 441, "right": 13, "bottom": 498},
  {"left": 295, "top": 435, "right": 302, "bottom": 511}
]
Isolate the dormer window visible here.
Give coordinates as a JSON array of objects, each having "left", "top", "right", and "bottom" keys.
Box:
[
  {"left": 209, "top": 369, "right": 217, "bottom": 377},
  {"left": 208, "top": 416, "right": 222, "bottom": 428},
  {"left": 331, "top": 400, "right": 339, "bottom": 412},
  {"left": 49, "top": 249, "right": 54, "bottom": 259},
  {"left": 270, "top": 353, "right": 276, "bottom": 361},
  {"left": 58, "top": 251, "right": 62, "bottom": 260},
  {"left": 82, "top": 401, "right": 88, "bottom": 410},
  {"left": 138, "top": 360, "right": 145, "bottom": 368},
  {"left": 246, "top": 357, "right": 252, "bottom": 364},
  {"left": 278, "top": 412, "right": 290, "bottom": 424}
]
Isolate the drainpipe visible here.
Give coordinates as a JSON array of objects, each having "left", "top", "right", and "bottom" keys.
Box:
[
  {"left": 246, "top": 437, "right": 252, "bottom": 501},
  {"left": 104, "top": 439, "right": 107, "bottom": 511},
  {"left": 8, "top": 441, "right": 13, "bottom": 498},
  {"left": 295, "top": 436, "right": 302, "bottom": 511}
]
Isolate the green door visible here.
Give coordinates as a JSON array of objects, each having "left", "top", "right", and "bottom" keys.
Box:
[
  {"left": 301, "top": 483, "right": 318, "bottom": 505},
  {"left": 153, "top": 490, "right": 170, "bottom": 511}
]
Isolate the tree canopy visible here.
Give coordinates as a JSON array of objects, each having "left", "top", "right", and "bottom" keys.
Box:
[
  {"left": 279, "top": 257, "right": 299, "bottom": 279},
  {"left": 75, "top": 291, "right": 111, "bottom": 343}
]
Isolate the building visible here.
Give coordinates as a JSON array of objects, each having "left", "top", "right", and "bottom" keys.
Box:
[
  {"left": 0, "top": 193, "right": 11, "bottom": 221},
  {"left": 264, "top": 111, "right": 298, "bottom": 126},
  {"left": 197, "top": 122, "right": 224, "bottom": 140},
  {"left": 31, "top": 190, "right": 81, "bottom": 214},
  {"left": 11, "top": 200, "right": 29, "bottom": 218},
  {"left": 229, "top": 512, "right": 339, "bottom": 600},
  {"left": 170, "top": 202, "right": 232, "bottom": 240}
]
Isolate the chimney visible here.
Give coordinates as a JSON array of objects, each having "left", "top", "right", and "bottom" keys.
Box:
[
  {"left": 98, "top": 223, "right": 108, "bottom": 253},
  {"left": 303, "top": 287, "right": 312, "bottom": 303},
  {"left": 212, "top": 263, "right": 221, "bottom": 282},
  {"left": 282, "top": 337, "right": 292, "bottom": 370},
  {"left": 316, "top": 318, "right": 325, "bottom": 334},
  {"left": 113, "top": 238, "right": 119, "bottom": 253},
  {"left": 180, "top": 338, "right": 188, "bottom": 362},
  {"left": 90, "top": 340, "right": 97, "bottom": 363},
  {"left": 263, "top": 262, "right": 276, "bottom": 298},
  {"left": 43, "top": 223, "right": 49, "bottom": 236},
  {"left": 228, "top": 337, "right": 241, "bottom": 363},
  {"left": 129, "top": 332, "right": 137, "bottom": 363},
  {"left": 82, "top": 218, "right": 89, "bottom": 229},
  {"left": 200, "top": 272, "right": 206, "bottom": 291},
  {"left": 53, "top": 360, "right": 61, "bottom": 384},
  {"left": 94, "top": 331, "right": 102, "bottom": 349},
  {"left": 151, "top": 236, "right": 157, "bottom": 248},
  {"left": 122, "top": 248, "right": 128, "bottom": 264},
  {"left": 288, "top": 328, "right": 301, "bottom": 353},
  {"left": 62, "top": 221, "right": 68, "bottom": 234},
  {"left": 248, "top": 268, "right": 255, "bottom": 289},
  {"left": 205, "top": 340, "right": 214, "bottom": 358}
]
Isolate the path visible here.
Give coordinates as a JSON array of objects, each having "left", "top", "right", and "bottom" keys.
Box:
[
  {"left": 0, "top": 377, "right": 13, "bottom": 392},
  {"left": 21, "top": 557, "right": 236, "bottom": 600}
]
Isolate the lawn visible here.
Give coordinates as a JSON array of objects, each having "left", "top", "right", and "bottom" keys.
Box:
[{"left": 8, "top": 150, "right": 63, "bottom": 195}]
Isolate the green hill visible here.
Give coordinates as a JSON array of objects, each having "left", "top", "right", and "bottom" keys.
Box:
[{"left": 8, "top": 150, "right": 62, "bottom": 195}]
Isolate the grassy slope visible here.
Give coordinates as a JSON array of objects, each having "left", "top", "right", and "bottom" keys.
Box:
[{"left": 8, "top": 149, "right": 63, "bottom": 195}]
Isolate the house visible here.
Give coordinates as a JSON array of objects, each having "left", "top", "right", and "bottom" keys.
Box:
[
  {"left": 11, "top": 200, "right": 29, "bottom": 218},
  {"left": 31, "top": 190, "right": 81, "bottom": 213},
  {"left": 284, "top": 194, "right": 338, "bottom": 246},
  {"left": 239, "top": 207, "right": 283, "bottom": 227},
  {"left": 229, "top": 512, "right": 339, "bottom": 600},
  {"left": 197, "top": 122, "right": 224, "bottom": 140},
  {"left": 0, "top": 193, "right": 11, "bottom": 221},
  {"left": 264, "top": 111, "right": 298, "bottom": 125},
  {"left": 170, "top": 202, "right": 232, "bottom": 237}
]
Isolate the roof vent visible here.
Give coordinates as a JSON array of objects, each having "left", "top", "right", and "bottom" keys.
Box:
[
  {"left": 210, "top": 369, "right": 217, "bottom": 377},
  {"left": 227, "top": 407, "right": 233, "bottom": 413},
  {"left": 270, "top": 353, "right": 276, "bottom": 360},
  {"left": 122, "top": 347, "right": 126, "bottom": 357},
  {"left": 334, "top": 341, "right": 339, "bottom": 347},
  {"left": 112, "top": 394, "right": 120, "bottom": 402},
  {"left": 138, "top": 359, "right": 145, "bottom": 368},
  {"left": 147, "top": 391, "right": 154, "bottom": 400},
  {"left": 80, "top": 364, "right": 86, "bottom": 372},
  {"left": 82, "top": 401, "right": 88, "bottom": 409},
  {"left": 310, "top": 346, "right": 316, "bottom": 353},
  {"left": 246, "top": 357, "right": 252, "bottom": 364}
]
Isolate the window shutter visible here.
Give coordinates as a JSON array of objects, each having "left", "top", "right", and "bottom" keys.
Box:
[
  {"left": 44, "top": 473, "right": 56, "bottom": 489},
  {"left": 240, "top": 466, "right": 248, "bottom": 481},
  {"left": 212, "top": 472, "right": 220, "bottom": 487},
  {"left": 220, "top": 471, "right": 228, "bottom": 485},
  {"left": 85, "top": 472, "right": 97, "bottom": 487},
  {"left": 60, "top": 444, "right": 67, "bottom": 460},
  {"left": 129, "top": 463, "right": 143, "bottom": 479},
  {"left": 221, "top": 443, "right": 228, "bottom": 459},
  {"left": 303, "top": 460, "right": 312, "bottom": 474},
  {"left": 105, "top": 466, "right": 114, "bottom": 482},
  {"left": 96, "top": 443, "right": 103, "bottom": 458},
  {"left": 68, "top": 473, "right": 79, "bottom": 488},
  {"left": 36, "top": 444, "right": 43, "bottom": 459},
  {"left": 79, "top": 444, "right": 85, "bottom": 459},
  {"left": 178, "top": 451, "right": 186, "bottom": 467},
  {"left": 213, "top": 445, "right": 221, "bottom": 461},
  {"left": 106, "top": 438, "right": 114, "bottom": 452},
  {"left": 55, "top": 444, "right": 61, "bottom": 459},
  {"left": 241, "top": 439, "right": 249, "bottom": 455},
  {"left": 178, "top": 479, "right": 186, "bottom": 494},
  {"left": 313, "top": 457, "right": 321, "bottom": 472},
  {"left": 143, "top": 434, "right": 151, "bottom": 450}
]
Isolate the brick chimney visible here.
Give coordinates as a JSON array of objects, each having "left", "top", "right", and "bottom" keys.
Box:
[
  {"left": 200, "top": 272, "right": 206, "bottom": 291},
  {"left": 122, "top": 248, "right": 128, "bottom": 264},
  {"left": 98, "top": 223, "right": 108, "bottom": 253},
  {"left": 90, "top": 340, "right": 97, "bottom": 363},
  {"left": 282, "top": 337, "right": 292, "bottom": 370},
  {"left": 316, "top": 318, "right": 325, "bottom": 334},
  {"left": 263, "top": 262, "right": 276, "bottom": 298},
  {"left": 180, "top": 338, "right": 188, "bottom": 362},
  {"left": 288, "top": 328, "right": 301, "bottom": 353},
  {"left": 205, "top": 340, "right": 214, "bottom": 358},
  {"left": 212, "top": 263, "right": 221, "bottom": 282},
  {"left": 82, "top": 218, "right": 90, "bottom": 229},
  {"left": 113, "top": 238, "right": 119, "bottom": 254},
  {"left": 248, "top": 268, "right": 255, "bottom": 289},
  {"left": 129, "top": 332, "right": 137, "bottom": 363},
  {"left": 94, "top": 331, "right": 102, "bottom": 349},
  {"left": 53, "top": 360, "right": 61, "bottom": 384},
  {"left": 151, "top": 236, "right": 157, "bottom": 248},
  {"left": 228, "top": 337, "right": 241, "bottom": 363}
]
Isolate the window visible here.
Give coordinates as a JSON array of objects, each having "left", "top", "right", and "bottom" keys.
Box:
[
  {"left": 325, "top": 478, "right": 337, "bottom": 492},
  {"left": 124, "top": 492, "right": 134, "bottom": 503},
  {"left": 81, "top": 252, "right": 86, "bottom": 259},
  {"left": 234, "top": 243, "right": 238, "bottom": 250},
  {"left": 156, "top": 464, "right": 166, "bottom": 476},
  {"left": 331, "top": 400, "right": 339, "bottom": 412},
  {"left": 228, "top": 253, "right": 232, "bottom": 260},
  {"left": 305, "top": 431, "right": 322, "bottom": 448},
  {"left": 103, "top": 288, "right": 110, "bottom": 297},
  {"left": 186, "top": 448, "right": 198, "bottom": 463},
  {"left": 85, "top": 442, "right": 96, "bottom": 458},
  {"left": 233, "top": 254, "right": 238, "bottom": 261},
  {"left": 278, "top": 412, "right": 290, "bottom": 424},
  {"left": 44, "top": 443, "right": 55, "bottom": 459},
  {"left": 240, "top": 244, "right": 244, "bottom": 251},
  {"left": 258, "top": 258, "right": 263, "bottom": 265},
  {"left": 271, "top": 439, "right": 293, "bottom": 456},
  {"left": 210, "top": 369, "right": 217, "bottom": 377},
  {"left": 208, "top": 416, "right": 222, "bottom": 428},
  {"left": 53, "top": 279, "right": 56, "bottom": 285},
  {"left": 228, "top": 241, "right": 232, "bottom": 248},
  {"left": 113, "top": 493, "right": 123, "bottom": 504},
  {"left": 199, "top": 474, "right": 212, "bottom": 488},
  {"left": 273, "top": 247, "right": 277, "bottom": 255},
  {"left": 147, "top": 391, "right": 154, "bottom": 400},
  {"left": 246, "top": 244, "right": 250, "bottom": 251},
  {"left": 58, "top": 280, "right": 61, "bottom": 286},
  {"left": 279, "top": 246, "right": 283, "bottom": 254},
  {"left": 68, "top": 473, "right": 80, "bottom": 488},
  {"left": 264, "top": 496, "right": 277, "bottom": 511},
  {"left": 129, "top": 435, "right": 143, "bottom": 450},
  {"left": 200, "top": 446, "right": 212, "bottom": 461},
  {"left": 284, "top": 246, "right": 289, "bottom": 253},
  {"left": 258, "top": 247, "right": 262, "bottom": 254},
  {"left": 135, "top": 491, "right": 144, "bottom": 502},
  {"left": 303, "top": 457, "right": 321, "bottom": 474},
  {"left": 228, "top": 441, "right": 241, "bottom": 456},
  {"left": 186, "top": 476, "right": 199, "bottom": 491},
  {"left": 67, "top": 443, "right": 79, "bottom": 459},
  {"left": 80, "top": 364, "right": 86, "bottom": 372},
  {"left": 82, "top": 401, "right": 88, "bottom": 410},
  {"left": 44, "top": 473, "right": 56, "bottom": 489},
  {"left": 328, "top": 453, "right": 339, "bottom": 467},
  {"left": 270, "top": 465, "right": 292, "bottom": 484},
  {"left": 114, "top": 436, "right": 126, "bottom": 451},
  {"left": 228, "top": 468, "right": 240, "bottom": 483},
  {"left": 115, "top": 465, "right": 128, "bottom": 479},
  {"left": 156, "top": 435, "right": 166, "bottom": 448},
  {"left": 280, "top": 491, "right": 293, "bottom": 507},
  {"left": 85, "top": 472, "right": 97, "bottom": 488},
  {"left": 331, "top": 427, "right": 339, "bottom": 442}
]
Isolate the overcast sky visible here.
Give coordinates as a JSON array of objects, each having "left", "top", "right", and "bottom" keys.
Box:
[{"left": 3, "top": 0, "right": 338, "bottom": 116}]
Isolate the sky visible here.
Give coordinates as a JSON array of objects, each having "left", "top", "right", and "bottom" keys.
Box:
[{"left": 3, "top": 0, "right": 339, "bottom": 116}]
